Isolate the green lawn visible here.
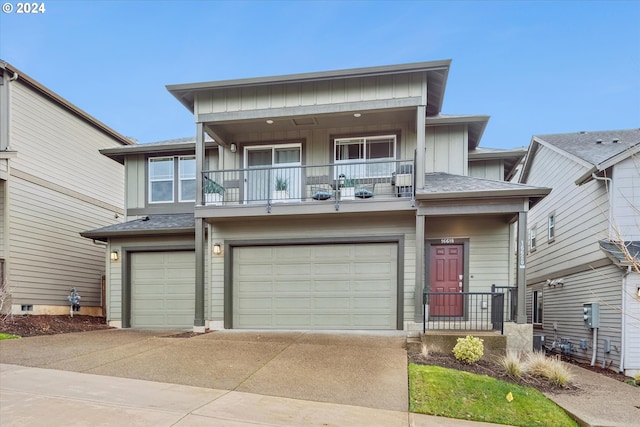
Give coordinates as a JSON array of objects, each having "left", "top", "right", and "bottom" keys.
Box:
[
  {"left": 409, "top": 364, "right": 578, "bottom": 427},
  {"left": 0, "top": 332, "right": 20, "bottom": 340}
]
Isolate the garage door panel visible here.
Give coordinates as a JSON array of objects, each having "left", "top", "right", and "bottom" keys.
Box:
[
  {"left": 131, "top": 251, "right": 194, "bottom": 329},
  {"left": 233, "top": 243, "right": 397, "bottom": 330}
]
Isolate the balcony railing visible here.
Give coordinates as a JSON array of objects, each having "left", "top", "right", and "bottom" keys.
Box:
[
  {"left": 202, "top": 159, "right": 414, "bottom": 209},
  {"left": 423, "top": 291, "right": 506, "bottom": 334}
]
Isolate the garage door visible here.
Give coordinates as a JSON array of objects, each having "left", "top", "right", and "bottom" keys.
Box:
[
  {"left": 233, "top": 243, "right": 398, "bottom": 329},
  {"left": 130, "top": 251, "right": 195, "bottom": 329}
]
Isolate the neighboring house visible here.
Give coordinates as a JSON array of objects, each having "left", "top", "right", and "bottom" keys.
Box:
[
  {"left": 82, "top": 60, "right": 550, "bottom": 334},
  {"left": 518, "top": 129, "right": 640, "bottom": 376},
  {"left": 0, "top": 61, "right": 132, "bottom": 316}
]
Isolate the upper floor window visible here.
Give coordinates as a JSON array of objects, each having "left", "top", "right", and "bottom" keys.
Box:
[
  {"left": 529, "top": 227, "right": 537, "bottom": 252},
  {"left": 548, "top": 213, "right": 556, "bottom": 243},
  {"left": 334, "top": 135, "right": 396, "bottom": 178},
  {"left": 149, "top": 156, "right": 195, "bottom": 203}
]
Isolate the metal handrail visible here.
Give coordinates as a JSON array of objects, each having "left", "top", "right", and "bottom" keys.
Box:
[{"left": 422, "top": 291, "right": 506, "bottom": 334}]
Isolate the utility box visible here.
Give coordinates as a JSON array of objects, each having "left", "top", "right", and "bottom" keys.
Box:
[
  {"left": 533, "top": 335, "right": 545, "bottom": 351},
  {"left": 583, "top": 303, "right": 600, "bottom": 328}
]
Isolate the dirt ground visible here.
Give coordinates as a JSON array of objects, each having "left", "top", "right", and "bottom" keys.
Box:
[{"left": 0, "top": 314, "right": 112, "bottom": 337}]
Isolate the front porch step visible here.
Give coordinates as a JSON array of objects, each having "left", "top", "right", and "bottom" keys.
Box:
[{"left": 407, "top": 331, "right": 506, "bottom": 360}]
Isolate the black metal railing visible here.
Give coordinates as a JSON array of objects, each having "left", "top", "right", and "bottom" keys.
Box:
[
  {"left": 202, "top": 159, "right": 414, "bottom": 209},
  {"left": 491, "top": 284, "right": 517, "bottom": 322},
  {"left": 422, "top": 291, "right": 506, "bottom": 334}
]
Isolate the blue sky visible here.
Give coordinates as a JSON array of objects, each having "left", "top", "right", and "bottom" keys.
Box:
[{"left": 1, "top": 0, "right": 638, "bottom": 148}]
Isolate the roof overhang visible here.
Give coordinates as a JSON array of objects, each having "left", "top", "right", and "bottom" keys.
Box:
[
  {"left": 100, "top": 139, "right": 217, "bottom": 164},
  {"left": 167, "top": 60, "right": 452, "bottom": 118},
  {"left": 575, "top": 143, "right": 640, "bottom": 185}
]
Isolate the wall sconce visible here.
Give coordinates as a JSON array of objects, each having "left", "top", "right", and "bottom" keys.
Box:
[
  {"left": 230, "top": 143, "right": 237, "bottom": 153},
  {"left": 110, "top": 250, "right": 119, "bottom": 261},
  {"left": 637, "top": 286, "right": 640, "bottom": 298},
  {"left": 213, "top": 243, "right": 222, "bottom": 255}
]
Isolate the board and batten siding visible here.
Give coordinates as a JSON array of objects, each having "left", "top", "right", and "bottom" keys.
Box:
[
  {"left": 425, "top": 125, "right": 468, "bottom": 176},
  {"left": 0, "top": 180, "right": 4, "bottom": 259},
  {"left": 106, "top": 235, "right": 199, "bottom": 325},
  {"left": 611, "top": 156, "right": 640, "bottom": 240},
  {"left": 524, "top": 145, "right": 610, "bottom": 280},
  {"left": 208, "top": 214, "right": 416, "bottom": 325},
  {"left": 528, "top": 265, "right": 623, "bottom": 371},
  {"left": 425, "top": 216, "right": 512, "bottom": 290},
  {"left": 195, "top": 74, "right": 425, "bottom": 116},
  {"left": 469, "top": 160, "right": 504, "bottom": 181}
]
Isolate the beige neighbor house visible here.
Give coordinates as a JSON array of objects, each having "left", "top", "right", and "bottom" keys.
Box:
[
  {"left": 518, "top": 129, "right": 640, "bottom": 376},
  {"left": 0, "top": 61, "right": 132, "bottom": 316},
  {"left": 82, "top": 60, "right": 550, "bottom": 339}
]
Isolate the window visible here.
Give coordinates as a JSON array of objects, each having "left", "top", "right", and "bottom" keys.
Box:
[
  {"left": 149, "top": 157, "right": 174, "bottom": 203},
  {"left": 179, "top": 156, "right": 196, "bottom": 202},
  {"left": 149, "top": 156, "right": 196, "bottom": 203},
  {"left": 532, "top": 290, "right": 543, "bottom": 324},
  {"left": 529, "top": 227, "right": 537, "bottom": 251},
  {"left": 548, "top": 213, "right": 555, "bottom": 242},
  {"left": 334, "top": 135, "right": 396, "bottom": 178}
]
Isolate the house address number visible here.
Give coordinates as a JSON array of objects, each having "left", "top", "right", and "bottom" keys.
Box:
[{"left": 440, "top": 238, "right": 455, "bottom": 244}]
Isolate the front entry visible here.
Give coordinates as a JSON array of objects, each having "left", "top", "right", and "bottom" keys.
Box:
[{"left": 429, "top": 244, "right": 463, "bottom": 316}]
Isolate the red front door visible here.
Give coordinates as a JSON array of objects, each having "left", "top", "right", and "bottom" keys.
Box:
[{"left": 429, "top": 244, "right": 463, "bottom": 316}]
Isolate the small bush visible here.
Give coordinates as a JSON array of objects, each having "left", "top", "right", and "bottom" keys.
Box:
[
  {"left": 452, "top": 335, "right": 484, "bottom": 364},
  {"left": 500, "top": 351, "right": 524, "bottom": 378},
  {"left": 524, "top": 351, "right": 549, "bottom": 377},
  {"left": 634, "top": 371, "right": 640, "bottom": 386}
]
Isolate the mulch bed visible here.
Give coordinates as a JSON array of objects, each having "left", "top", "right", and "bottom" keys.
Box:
[{"left": 0, "top": 314, "right": 112, "bottom": 337}]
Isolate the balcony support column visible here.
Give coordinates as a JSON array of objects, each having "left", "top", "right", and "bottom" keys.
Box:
[
  {"left": 516, "top": 210, "right": 527, "bottom": 324},
  {"left": 414, "top": 213, "right": 425, "bottom": 323},
  {"left": 415, "top": 105, "right": 426, "bottom": 190},
  {"left": 194, "top": 122, "right": 206, "bottom": 332}
]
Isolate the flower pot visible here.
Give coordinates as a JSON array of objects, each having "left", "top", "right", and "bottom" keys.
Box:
[
  {"left": 340, "top": 187, "right": 355, "bottom": 200},
  {"left": 205, "top": 193, "right": 223, "bottom": 205},
  {"left": 272, "top": 190, "right": 289, "bottom": 203}
]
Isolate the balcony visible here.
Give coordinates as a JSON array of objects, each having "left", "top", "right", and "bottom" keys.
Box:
[{"left": 200, "top": 159, "right": 414, "bottom": 216}]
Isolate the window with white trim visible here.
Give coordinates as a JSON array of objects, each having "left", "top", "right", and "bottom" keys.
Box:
[
  {"left": 334, "top": 135, "right": 396, "bottom": 178},
  {"left": 149, "top": 157, "right": 174, "bottom": 203},
  {"left": 529, "top": 227, "right": 537, "bottom": 252},
  {"left": 548, "top": 213, "right": 555, "bottom": 243},
  {"left": 532, "top": 290, "right": 543, "bottom": 324},
  {"left": 179, "top": 156, "right": 196, "bottom": 202}
]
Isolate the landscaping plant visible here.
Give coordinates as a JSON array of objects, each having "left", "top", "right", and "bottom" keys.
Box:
[{"left": 452, "top": 335, "right": 484, "bottom": 364}]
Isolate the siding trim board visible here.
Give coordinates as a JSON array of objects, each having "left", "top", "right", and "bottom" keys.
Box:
[
  {"left": 121, "top": 244, "right": 195, "bottom": 328},
  {"left": 223, "top": 235, "right": 405, "bottom": 330},
  {"left": 526, "top": 257, "right": 612, "bottom": 285}
]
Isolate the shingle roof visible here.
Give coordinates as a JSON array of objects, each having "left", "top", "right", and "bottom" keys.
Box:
[
  {"left": 81, "top": 214, "right": 195, "bottom": 241},
  {"left": 534, "top": 128, "right": 640, "bottom": 166},
  {"left": 421, "top": 172, "right": 547, "bottom": 194},
  {"left": 599, "top": 240, "right": 640, "bottom": 266}
]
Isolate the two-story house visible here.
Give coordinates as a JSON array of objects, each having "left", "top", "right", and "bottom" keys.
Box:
[
  {"left": 519, "top": 129, "right": 640, "bottom": 376},
  {"left": 82, "top": 61, "right": 550, "bottom": 336},
  {"left": 0, "top": 61, "right": 132, "bottom": 316}
]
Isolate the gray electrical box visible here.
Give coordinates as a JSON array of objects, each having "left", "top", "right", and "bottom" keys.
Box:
[{"left": 583, "top": 303, "right": 600, "bottom": 328}]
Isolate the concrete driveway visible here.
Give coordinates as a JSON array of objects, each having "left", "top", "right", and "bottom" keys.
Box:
[{"left": 0, "top": 329, "right": 408, "bottom": 412}]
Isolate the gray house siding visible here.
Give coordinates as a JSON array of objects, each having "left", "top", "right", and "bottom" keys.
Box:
[
  {"left": 611, "top": 156, "right": 640, "bottom": 240},
  {"left": 525, "top": 144, "right": 610, "bottom": 281}
]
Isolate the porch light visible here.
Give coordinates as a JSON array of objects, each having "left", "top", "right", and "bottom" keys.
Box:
[
  {"left": 353, "top": 113, "right": 362, "bottom": 118},
  {"left": 637, "top": 286, "right": 640, "bottom": 298},
  {"left": 230, "top": 143, "right": 237, "bottom": 153},
  {"left": 266, "top": 119, "right": 274, "bottom": 124},
  {"left": 110, "top": 250, "right": 119, "bottom": 261},
  {"left": 213, "top": 243, "right": 222, "bottom": 255}
]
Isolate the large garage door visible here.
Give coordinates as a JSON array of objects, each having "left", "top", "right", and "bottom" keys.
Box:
[
  {"left": 233, "top": 243, "right": 398, "bottom": 330},
  {"left": 130, "top": 251, "right": 195, "bottom": 329}
]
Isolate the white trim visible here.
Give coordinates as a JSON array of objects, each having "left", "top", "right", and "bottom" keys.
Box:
[{"left": 148, "top": 156, "right": 174, "bottom": 204}]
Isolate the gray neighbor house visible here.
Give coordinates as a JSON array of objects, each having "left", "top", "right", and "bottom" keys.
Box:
[
  {"left": 81, "top": 61, "right": 551, "bottom": 347},
  {"left": 518, "top": 129, "right": 640, "bottom": 377}
]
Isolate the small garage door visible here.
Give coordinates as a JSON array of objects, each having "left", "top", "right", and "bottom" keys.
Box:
[
  {"left": 130, "top": 251, "right": 195, "bottom": 329},
  {"left": 233, "top": 243, "right": 398, "bottom": 330}
]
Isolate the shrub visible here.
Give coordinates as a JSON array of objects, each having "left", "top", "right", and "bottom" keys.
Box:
[
  {"left": 634, "top": 371, "right": 640, "bottom": 386},
  {"left": 525, "top": 352, "right": 573, "bottom": 387},
  {"left": 500, "top": 351, "right": 524, "bottom": 378},
  {"left": 452, "top": 335, "right": 484, "bottom": 364}
]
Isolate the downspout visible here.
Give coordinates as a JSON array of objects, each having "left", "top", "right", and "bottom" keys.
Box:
[
  {"left": 591, "top": 173, "right": 613, "bottom": 235},
  {"left": 620, "top": 265, "right": 632, "bottom": 373}
]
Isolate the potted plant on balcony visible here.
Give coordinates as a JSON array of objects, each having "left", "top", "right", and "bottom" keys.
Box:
[
  {"left": 272, "top": 176, "right": 289, "bottom": 202},
  {"left": 340, "top": 176, "right": 356, "bottom": 201},
  {"left": 204, "top": 179, "right": 224, "bottom": 205}
]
